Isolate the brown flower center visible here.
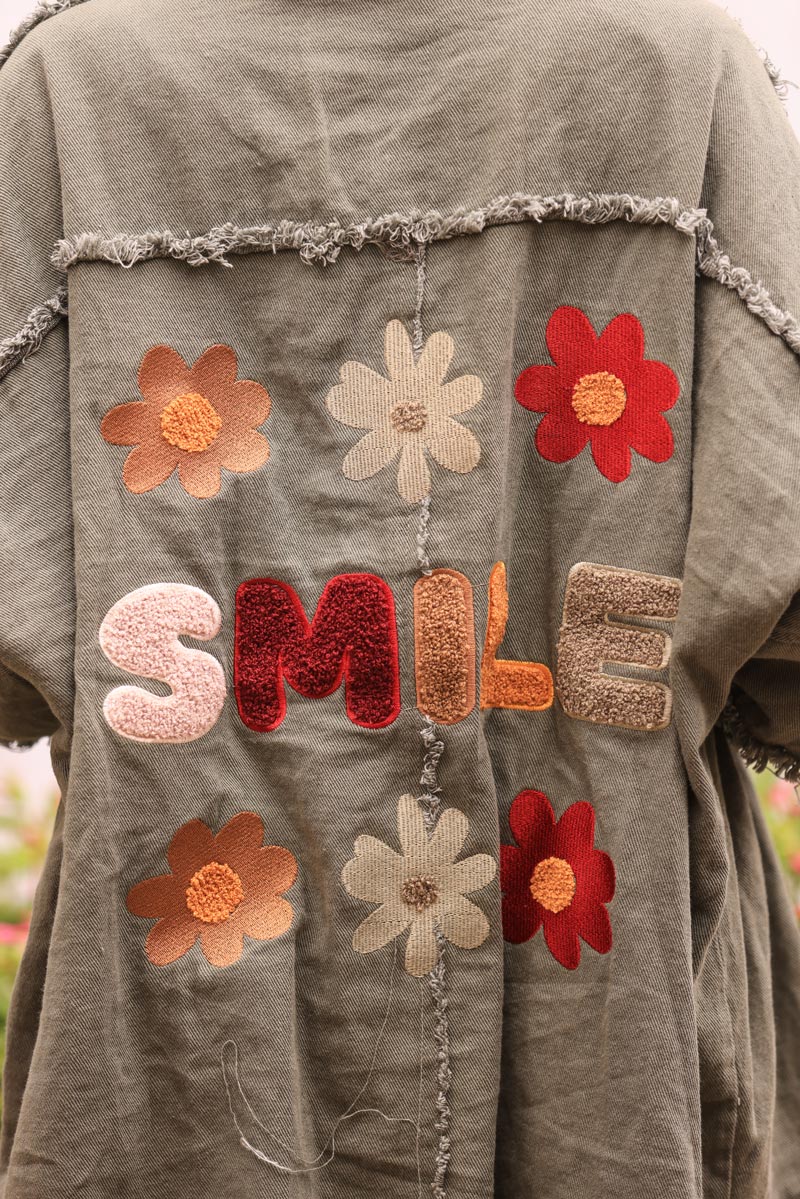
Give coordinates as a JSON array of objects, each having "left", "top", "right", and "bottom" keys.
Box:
[
  {"left": 571, "top": 371, "right": 627, "bottom": 426},
  {"left": 529, "top": 856, "right": 576, "bottom": 913},
  {"left": 185, "top": 861, "right": 244, "bottom": 924},
  {"left": 401, "top": 874, "right": 439, "bottom": 911},
  {"left": 390, "top": 401, "right": 428, "bottom": 434},
  {"left": 160, "top": 391, "right": 223, "bottom": 452}
]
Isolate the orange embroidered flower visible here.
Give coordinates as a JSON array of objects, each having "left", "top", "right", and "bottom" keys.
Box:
[
  {"left": 101, "top": 344, "right": 271, "bottom": 498},
  {"left": 127, "top": 812, "right": 297, "bottom": 968},
  {"left": 515, "top": 306, "right": 679, "bottom": 483}
]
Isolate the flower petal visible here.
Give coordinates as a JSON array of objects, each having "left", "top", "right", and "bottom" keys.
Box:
[
  {"left": 168, "top": 818, "right": 216, "bottom": 884},
  {"left": 239, "top": 895, "right": 294, "bottom": 941},
  {"left": 502, "top": 891, "right": 543, "bottom": 944},
  {"left": 546, "top": 305, "right": 598, "bottom": 366},
  {"left": 138, "top": 345, "right": 190, "bottom": 406},
  {"left": 178, "top": 453, "right": 222, "bottom": 498},
  {"left": 200, "top": 921, "right": 245, "bottom": 968},
  {"left": 443, "top": 852, "right": 497, "bottom": 896},
  {"left": 218, "top": 429, "right": 271, "bottom": 474},
  {"left": 627, "top": 411, "right": 674, "bottom": 464},
  {"left": 508, "top": 790, "right": 556, "bottom": 854},
  {"left": 342, "top": 431, "right": 399, "bottom": 481},
  {"left": 438, "top": 374, "right": 482, "bottom": 415},
  {"left": 384, "top": 320, "right": 416, "bottom": 379},
  {"left": 589, "top": 429, "right": 632, "bottom": 483},
  {"left": 213, "top": 812, "right": 264, "bottom": 867},
  {"left": 629, "top": 359, "right": 680, "bottom": 413},
  {"left": 534, "top": 406, "right": 591, "bottom": 464},
  {"left": 416, "top": 330, "right": 454, "bottom": 385},
  {"left": 514, "top": 363, "right": 561, "bottom": 413},
  {"left": 101, "top": 402, "right": 152, "bottom": 446},
  {"left": 404, "top": 912, "right": 438, "bottom": 976},
  {"left": 144, "top": 914, "right": 200, "bottom": 966},
  {"left": 126, "top": 873, "right": 181, "bottom": 919},
  {"left": 326, "top": 363, "right": 394, "bottom": 429},
  {"left": 222, "top": 378, "right": 272, "bottom": 427},
  {"left": 189, "top": 344, "right": 239, "bottom": 397},
  {"left": 597, "top": 312, "right": 644, "bottom": 363},
  {"left": 438, "top": 894, "right": 490, "bottom": 950},
  {"left": 577, "top": 902, "right": 613, "bottom": 956},
  {"left": 554, "top": 801, "right": 596, "bottom": 859},
  {"left": 250, "top": 845, "right": 299, "bottom": 896},
  {"left": 426, "top": 419, "right": 481, "bottom": 475},
  {"left": 121, "top": 442, "right": 178, "bottom": 493},
  {"left": 396, "top": 441, "right": 431, "bottom": 503},
  {"left": 352, "top": 904, "right": 411, "bottom": 955},
  {"left": 397, "top": 794, "right": 429, "bottom": 863},
  {"left": 580, "top": 849, "right": 616, "bottom": 906},
  {"left": 427, "top": 806, "right": 469, "bottom": 865},
  {"left": 543, "top": 912, "right": 581, "bottom": 969},
  {"left": 343, "top": 844, "right": 403, "bottom": 902}
]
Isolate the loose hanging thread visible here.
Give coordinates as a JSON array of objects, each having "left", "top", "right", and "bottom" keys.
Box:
[{"left": 221, "top": 940, "right": 423, "bottom": 1177}]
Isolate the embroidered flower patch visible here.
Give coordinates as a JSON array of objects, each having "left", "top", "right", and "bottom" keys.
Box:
[
  {"left": 101, "top": 344, "right": 272, "bottom": 498},
  {"left": 514, "top": 306, "right": 679, "bottom": 482},
  {"left": 500, "top": 790, "right": 615, "bottom": 969},
  {"left": 127, "top": 812, "right": 297, "bottom": 967},
  {"left": 342, "top": 794, "right": 496, "bottom": 976},
  {"left": 325, "top": 320, "right": 482, "bottom": 503}
]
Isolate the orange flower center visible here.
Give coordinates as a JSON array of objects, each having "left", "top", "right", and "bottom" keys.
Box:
[
  {"left": 390, "top": 401, "right": 428, "bottom": 433},
  {"left": 401, "top": 874, "right": 439, "bottom": 911},
  {"left": 160, "top": 391, "right": 223, "bottom": 452},
  {"left": 185, "top": 861, "right": 244, "bottom": 924},
  {"left": 571, "top": 371, "right": 627, "bottom": 426},
  {"left": 529, "top": 856, "right": 576, "bottom": 913}
]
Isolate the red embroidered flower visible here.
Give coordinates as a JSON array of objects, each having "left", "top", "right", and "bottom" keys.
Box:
[
  {"left": 500, "top": 789, "right": 615, "bottom": 969},
  {"left": 514, "top": 305, "right": 679, "bottom": 482}
]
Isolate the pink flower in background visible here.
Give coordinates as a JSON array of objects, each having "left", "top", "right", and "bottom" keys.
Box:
[
  {"left": 767, "top": 780, "right": 800, "bottom": 816},
  {"left": 789, "top": 852, "right": 800, "bottom": 876},
  {"left": 0, "top": 922, "right": 28, "bottom": 945}
]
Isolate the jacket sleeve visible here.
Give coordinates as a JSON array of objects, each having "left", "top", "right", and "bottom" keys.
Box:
[
  {"left": 676, "top": 15, "right": 800, "bottom": 781},
  {"left": 0, "top": 35, "right": 74, "bottom": 747}
]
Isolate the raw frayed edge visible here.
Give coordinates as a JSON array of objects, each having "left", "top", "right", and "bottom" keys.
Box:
[
  {"left": 0, "top": 0, "right": 88, "bottom": 68},
  {"left": 758, "top": 47, "right": 798, "bottom": 105},
  {"left": 51, "top": 192, "right": 708, "bottom": 270},
  {"left": 694, "top": 220, "right": 800, "bottom": 355},
  {"left": 428, "top": 932, "right": 451, "bottom": 1199},
  {"left": 0, "top": 286, "right": 68, "bottom": 382},
  {"left": 720, "top": 701, "right": 800, "bottom": 783},
  {"left": 50, "top": 192, "right": 800, "bottom": 357}
]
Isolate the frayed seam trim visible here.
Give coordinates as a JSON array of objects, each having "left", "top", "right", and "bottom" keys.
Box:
[
  {"left": 0, "top": 1, "right": 88, "bottom": 69},
  {"left": 0, "top": 286, "right": 68, "bottom": 382},
  {"left": 720, "top": 701, "right": 800, "bottom": 783},
  {"left": 51, "top": 192, "right": 708, "bottom": 270}
]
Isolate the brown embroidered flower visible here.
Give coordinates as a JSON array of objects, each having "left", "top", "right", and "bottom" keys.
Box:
[
  {"left": 127, "top": 812, "right": 297, "bottom": 968},
  {"left": 101, "top": 344, "right": 272, "bottom": 498}
]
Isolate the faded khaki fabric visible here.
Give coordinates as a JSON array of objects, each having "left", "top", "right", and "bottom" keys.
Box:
[{"left": 0, "top": 1, "right": 799, "bottom": 1197}]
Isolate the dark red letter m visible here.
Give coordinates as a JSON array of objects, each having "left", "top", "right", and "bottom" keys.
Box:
[{"left": 234, "top": 574, "right": 401, "bottom": 731}]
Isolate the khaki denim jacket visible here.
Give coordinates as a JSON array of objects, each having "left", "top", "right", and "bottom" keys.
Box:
[{"left": 0, "top": 1, "right": 799, "bottom": 1196}]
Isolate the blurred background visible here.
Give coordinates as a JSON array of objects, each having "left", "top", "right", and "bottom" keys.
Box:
[{"left": 0, "top": 0, "right": 798, "bottom": 1105}]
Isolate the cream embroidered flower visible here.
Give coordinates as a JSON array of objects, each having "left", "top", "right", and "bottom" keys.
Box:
[
  {"left": 342, "top": 794, "right": 496, "bottom": 976},
  {"left": 325, "top": 320, "right": 482, "bottom": 503}
]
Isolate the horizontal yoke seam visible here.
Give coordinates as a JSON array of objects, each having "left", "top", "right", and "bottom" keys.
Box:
[{"left": 1, "top": 190, "right": 798, "bottom": 382}]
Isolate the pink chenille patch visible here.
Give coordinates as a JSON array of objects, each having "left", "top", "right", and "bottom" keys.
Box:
[{"left": 99, "top": 583, "right": 227, "bottom": 743}]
